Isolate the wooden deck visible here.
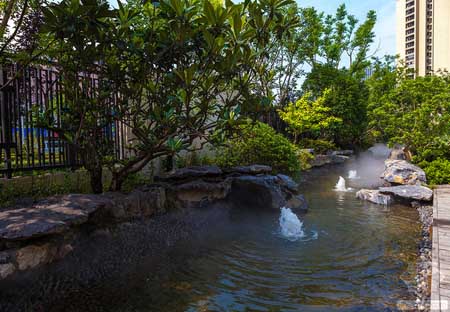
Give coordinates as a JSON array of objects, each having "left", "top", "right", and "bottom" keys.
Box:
[{"left": 432, "top": 185, "right": 450, "bottom": 311}]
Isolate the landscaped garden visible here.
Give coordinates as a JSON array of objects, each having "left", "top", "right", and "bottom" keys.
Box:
[{"left": 0, "top": 0, "right": 449, "bottom": 311}]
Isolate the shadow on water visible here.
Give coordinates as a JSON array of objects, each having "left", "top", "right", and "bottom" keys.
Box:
[{"left": 0, "top": 152, "right": 421, "bottom": 311}]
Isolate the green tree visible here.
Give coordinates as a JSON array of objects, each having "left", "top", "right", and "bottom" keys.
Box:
[
  {"left": 39, "top": 0, "right": 115, "bottom": 193},
  {"left": 278, "top": 89, "right": 342, "bottom": 143},
  {"left": 303, "top": 65, "right": 369, "bottom": 147},
  {"left": 39, "top": 0, "right": 298, "bottom": 191},
  {"left": 372, "top": 74, "right": 450, "bottom": 163},
  {"left": 299, "top": 4, "right": 376, "bottom": 75}
]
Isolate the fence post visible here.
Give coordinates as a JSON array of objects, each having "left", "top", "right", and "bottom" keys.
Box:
[{"left": 0, "top": 66, "right": 12, "bottom": 178}]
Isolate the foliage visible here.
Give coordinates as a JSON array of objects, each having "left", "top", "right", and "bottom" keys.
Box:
[
  {"left": 369, "top": 74, "right": 450, "bottom": 163},
  {"left": 278, "top": 89, "right": 342, "bottom": 143},
  {"left": 216, "top": 121, "right": 301, "bottom": 173},
  {"left": 0, "top": 170, "right": 91, "bottom": 208},
  {"left": 419, "top": 159, "right": 450, "bottom": 186},
  {"left": 38, "top": 0, "right": 115, "bottom": 193},
  {"left": 175, "top": 151, "right": 215, "bottom": 168},
  {"left": 38, "top": 0, "right": 298, "bottom": 191},
  {"left": 303, "top": 65, "right": 369, "bottom": 147},
  {"left": 121, "top": 172, "right": 153, "bottom": 193},
  {"left": 298, "top": 4, "right": 376, "bottom": 74},
  {"left": 0, "top": 0, "right": 45, "bottom": 62},
  {"left": 298, "top": 139, "right": 336, "bottom": 154},
  {"left": 365, "top": 56, "right": 412, "bottom": 144},
  {"left": 297, "top": 149, "right": 314, "bottom": 170}
]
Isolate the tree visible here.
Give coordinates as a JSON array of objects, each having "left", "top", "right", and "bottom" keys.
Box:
[
  {"left": 278, "top": 89, "right": 342, "bottom": 144},
  {"left": 1, "top": 0, "right": 45, "bottom": 60},
  {"left": 369, "top": 74, "right": 450, "bottom": 162},
  {"left": 39, "top": 0, "right": 115, "bottom": 193},
  {"left": 39, "top": 0, "right": 298, "bottom": 191},
  {"left": 302, "top": 64, "right": 368, "bottom": 147},
  {"left": 298, "top": 4, "right": 376, "bottom": 75}
]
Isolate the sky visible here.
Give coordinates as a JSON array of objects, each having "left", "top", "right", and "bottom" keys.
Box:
[{"left": 298, "top": 0, "right": 396, "bottom": 58}]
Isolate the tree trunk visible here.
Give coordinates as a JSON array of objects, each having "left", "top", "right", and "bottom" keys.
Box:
[
  {"left": 110, "top": 171, "right": 125, "bottom": 192},
  {"left": 89, "top": 165, "right": 103, "bottom": 194},
  {"left": 82, "top": 143, "right": 103, "bottom": 194}
]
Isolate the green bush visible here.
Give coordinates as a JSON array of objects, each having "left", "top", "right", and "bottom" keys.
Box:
[
  {"left": 298, "top": 138, "right": 336, "bottom": 154},
  {"left": 420, "top": 159, "right": 450, "bottom": 186},
  {"left": 216, "top": 121, "right": 301, "bottom": 174},
  {"left": 298, "top": 149, "right": 314, "bottom": 170}
]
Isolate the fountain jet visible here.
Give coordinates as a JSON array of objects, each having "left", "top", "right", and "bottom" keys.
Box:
[
  {"left": 279, "top": 207, "right": 304, "bottom": 241},
  {"left": 348, "top": 170, "right": 359, "bottom": 179},
  {"left": 335, "top": 176, "right": 348, "bottom": 191}
]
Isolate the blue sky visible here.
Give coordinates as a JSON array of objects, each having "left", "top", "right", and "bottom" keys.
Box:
[
  {"left": 298, "top": 0, "right": 396, "bottom": 57},
  {"left": 108, "top": 0, "right": 396, "bottom": 57}
]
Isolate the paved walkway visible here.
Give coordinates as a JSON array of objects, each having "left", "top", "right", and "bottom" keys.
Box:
[{"left": 432, "top": 185, "right": 450, "bottom": 311}]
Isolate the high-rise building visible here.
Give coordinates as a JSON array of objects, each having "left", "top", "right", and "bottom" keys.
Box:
[{"left": 396, "top": 0, "right": 450, "bottom": 76}]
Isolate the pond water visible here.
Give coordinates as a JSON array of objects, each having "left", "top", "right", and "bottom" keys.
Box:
[{"left": 0, "top": 154, "right": 421, "bottom": 312}]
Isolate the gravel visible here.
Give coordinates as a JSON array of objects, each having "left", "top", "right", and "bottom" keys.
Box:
[{"left": 414, "top": 203, "right": 433, "bottom": 311}]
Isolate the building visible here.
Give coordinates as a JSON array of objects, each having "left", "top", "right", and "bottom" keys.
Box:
[{"left": 396, "top": 0, "right": 450, "bottom": 76}]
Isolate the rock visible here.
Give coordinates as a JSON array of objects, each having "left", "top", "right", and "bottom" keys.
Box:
[
  {"left": 16, "top": 243, "right": 57, "bottom": 271},
  {"left": 0, "top": 194, "right": 112, "bottom": 241},
  {"left": 276, "top": 174, "right": 299, "bottom": 193},
  {"left": 157, "top": 165, "right": 222, "bottom": 181},
  {"left": 310, "top": 155, "right": 332, "bottom": 167},
  {"left": 228, "top": 175, "right": 286, "bottom": 210},
  {"left": 356, "top": 189, "right": 394, "bottom": 205},
  {"left": 388, "top": 145, "right": 412, "bottom": 161},
  {"left": 333, "top": 150, "right": 354, "bottom": 156},
  {"left": 228, "top": 165, "right": 272, "bottom": 175},
  {"left": 56, "top": 244, "right": 73, "bottom": 260},
  {"left": 0, "top": 263, "right": 15, "bottom": 279},
  {"left": 330, "top": 154, "right": 350, "bottom": 164},
  {"left": 379, "top": 185, "right": 433, "bottom": 202},
  {"left": 0, "top": 251, "right": 11, "bottom": 264},
  {"left": 382, "top": 160, "right": 427, "bottom": 185},
  {"left": 310, "top": 153, "right": 350, "bottom": 167},
  {"left": 286, "top": 194, "right": 308, "bottom": 212},
  {"left": 168, "top": 180, "right": 231, "bottom": 208}
]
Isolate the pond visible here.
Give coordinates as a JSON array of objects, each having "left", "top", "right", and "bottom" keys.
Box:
[{"left": 0, "top": 153, "right": 421, "bottom": 312}]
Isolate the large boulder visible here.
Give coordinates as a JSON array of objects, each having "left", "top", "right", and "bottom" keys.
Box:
[
  {"left": 388, "top": 145, "right": 412, "bottom": 161},
  {"left": 0, "top": 194, "right": 112, "bottom": 241},
  {"left": 167, "top": 179, "right": 231, "bottom": 209},
  {"left": 227, "top": 165, "right": 272, "bottom": 175},
  {"left": 227, "top": 175, "right": 287, "bottom": 210},
  {"left": 157, "top": 165, "right": 223, "bottom": 182},
  {"left": 356, "top": 189, "right": 394, "bottom": 205},
  {"left": 286, "top": 194, "right": 308, "bottom": 213},
  {"left": 379, "top": 185, "right": 433, "bottom": 202},
  {"left": 276, "top": 174, "right": 299, "bottom": 193},
  {"left": 310, "top": 155, "right": 332, "bottom": 167},
  {"left": 333, "top": 150, "right": 354, "bottom": 156},
  {"left": 382, "top": 160, "right": 427, "bottom": 185}
]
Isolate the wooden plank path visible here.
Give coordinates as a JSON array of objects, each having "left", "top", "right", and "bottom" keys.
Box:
[{"left": 432, "top": 185, "right": 450, "bottom": 311}]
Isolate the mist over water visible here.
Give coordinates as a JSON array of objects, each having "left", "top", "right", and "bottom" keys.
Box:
[{"left": 0, "top": 146, "right": 420, "bottom": 312}]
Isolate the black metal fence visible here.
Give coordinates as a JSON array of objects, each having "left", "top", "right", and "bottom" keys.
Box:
[{"left": 0, "top": 64, "right": 127, "bottom": 178}]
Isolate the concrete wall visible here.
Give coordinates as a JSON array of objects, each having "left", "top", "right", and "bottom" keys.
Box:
[{"left": 433, "top": 0, "right": 450, "bottom": 73}]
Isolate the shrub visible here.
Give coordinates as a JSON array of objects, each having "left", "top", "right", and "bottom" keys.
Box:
[
  {"left": 420, "top": 159, "right": 450, "bottom": 186},
  {"left": 298, "top": 138, "right": 336, "bottom": 154},
  {"left": 297, "top": 149, "right": 314, "bottom": 170},
  {"left": 216, "top": 121, "right": 301, "bottom": 174}
]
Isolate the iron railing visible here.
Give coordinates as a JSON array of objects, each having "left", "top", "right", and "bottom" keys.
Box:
[{"left": 0, "top": 64, "right": 127, "bottom": 178}]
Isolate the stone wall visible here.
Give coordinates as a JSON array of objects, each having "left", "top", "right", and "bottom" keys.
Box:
[{"left": 0, "top": 165, "right": 306, "bottom": 281}]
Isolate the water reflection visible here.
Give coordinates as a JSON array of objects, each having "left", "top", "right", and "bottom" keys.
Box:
[{"left": 0, "top": 153, "right": 420, "bottom": 312}]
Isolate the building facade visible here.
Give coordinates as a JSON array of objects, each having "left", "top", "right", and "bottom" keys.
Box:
[{"left": 396, "top": 0, "right": 450, "bottom": 76}]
